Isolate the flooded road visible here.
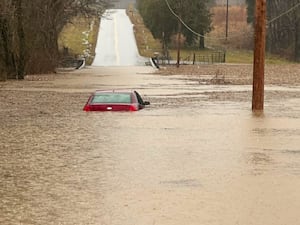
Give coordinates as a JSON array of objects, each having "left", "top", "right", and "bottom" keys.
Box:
[{"left": 1, "top": 66, "right": 300, "bottom": 225}]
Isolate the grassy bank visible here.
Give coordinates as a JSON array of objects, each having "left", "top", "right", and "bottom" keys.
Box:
[
  {"left": 127, "top": 6, "right": 161, "bottom": 58},
  {"left": 58, "top": 16, "right": 100, "bottom": 65}
]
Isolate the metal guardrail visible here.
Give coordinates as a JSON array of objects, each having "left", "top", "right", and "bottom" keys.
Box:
[{"left": 59, "top": 57, "right": 85, "bottom": 69}]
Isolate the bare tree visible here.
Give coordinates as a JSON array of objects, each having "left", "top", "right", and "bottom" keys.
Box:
[
  {"left": 0, "top": 0, "right": 111, "bottom": 80},
  {"left": 268, "top": 0, "right": 300, "bottom": 61},
  {"left": 0, "top": 0, "right": 17, "bottom": 79}
]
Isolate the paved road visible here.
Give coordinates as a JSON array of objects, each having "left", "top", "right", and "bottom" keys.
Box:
[{"left": 93, "top": 9, "right": 144, "bottom": 66}]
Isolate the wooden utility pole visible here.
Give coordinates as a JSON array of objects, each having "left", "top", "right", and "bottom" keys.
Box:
[
  {"left": 225, "top": 0, "right": 229, "bottom": 40},
  {"left": 176, "top": 0, "right": 183, "bottom": 68},
  {"left": 252, "top": 0, "right": 266, "bottom": 111},
  {"left": 176, "top": 16, "right": 182, "bottom": 68}
]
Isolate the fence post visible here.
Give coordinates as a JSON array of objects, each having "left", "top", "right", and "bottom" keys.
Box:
[{"left": 193, "top": 53, "right": 196, "bottom": 65}]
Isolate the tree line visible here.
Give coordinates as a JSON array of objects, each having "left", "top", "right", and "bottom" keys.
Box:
[
  {"left": 0, "top": 0, "right": 111, "bottom": 81},
  {"left": 136, "top": 0, "right": 213, "bottom": 56},
  {"left": 137, "top": 0, "right": 299, "bottom": 62},
  {"left": 246, "top": 0, "right": 300, "bottom": 61}
]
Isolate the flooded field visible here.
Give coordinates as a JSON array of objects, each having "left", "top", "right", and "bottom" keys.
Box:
[{"left": 1, "top": 66, "right": 300, "bottom": 225}]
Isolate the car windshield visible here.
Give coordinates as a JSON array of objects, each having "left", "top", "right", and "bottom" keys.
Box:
[{"left": 91, "top": 93, "right": 132, "bottom": 104}]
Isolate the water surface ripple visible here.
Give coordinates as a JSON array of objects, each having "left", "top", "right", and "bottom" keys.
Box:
[{"left": 1, "top": 66, "right": 300, "bottom": 225}]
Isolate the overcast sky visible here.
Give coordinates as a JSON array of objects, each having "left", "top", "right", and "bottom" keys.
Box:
[{"left": 112, "top": 0, "right": 136, "bottom": 9}]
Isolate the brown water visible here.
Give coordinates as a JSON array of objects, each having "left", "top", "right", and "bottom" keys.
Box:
[{"left": 1, "top": 66, "right": 300, "bottom": 225}]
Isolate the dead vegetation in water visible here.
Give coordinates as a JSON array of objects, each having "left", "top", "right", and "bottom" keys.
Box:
[{"left": 157, "top": 64, "right": 300, "bottom": 86}]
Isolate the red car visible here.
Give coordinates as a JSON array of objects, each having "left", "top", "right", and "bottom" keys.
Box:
[{"left": 83, "top": 90, "right": 150, "bottom": 111}]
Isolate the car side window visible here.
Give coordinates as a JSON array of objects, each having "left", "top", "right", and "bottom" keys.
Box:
[{"left": 134, "top": 91, "right": 144, "bottom": 105}]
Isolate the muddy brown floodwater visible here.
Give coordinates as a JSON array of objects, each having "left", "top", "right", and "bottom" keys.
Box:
[{"left": 1, "top": 66, "right": 300, "bottom": 225}]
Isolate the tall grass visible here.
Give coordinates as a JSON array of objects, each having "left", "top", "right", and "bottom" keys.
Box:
[
  {"left": 127, "top": 5, "right": 161, "bottom": 58},
  {"left": 58, "top": 17, "right": 100, "bottom": 65},
  {"left": 207, "top": 5, "right": 253, "bottom": 50}
]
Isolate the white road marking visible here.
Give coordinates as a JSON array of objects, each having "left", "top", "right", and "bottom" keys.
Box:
[
  {"left": 113, "top": 13, "right": 120, "bottom": 65},
  {"left": 92, "top": 9, "right": 144, "bottom": 66}
]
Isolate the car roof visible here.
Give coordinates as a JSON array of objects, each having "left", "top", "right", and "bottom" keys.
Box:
[{"left": 93, "top": 89, "right": 135, "bottom": 94}]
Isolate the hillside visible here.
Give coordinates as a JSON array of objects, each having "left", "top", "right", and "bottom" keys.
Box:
[{"left": 215, "top": 0, "right": 245, "bottom": 5}]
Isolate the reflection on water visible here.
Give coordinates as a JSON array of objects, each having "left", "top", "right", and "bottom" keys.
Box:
[{"left": 1, "top": 67, "right": 300, "bottom": 225}]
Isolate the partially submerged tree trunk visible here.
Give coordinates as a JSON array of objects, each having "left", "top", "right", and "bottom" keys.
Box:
[
  {"left": 15, "top": 0, "right": 26, "bottom": 79},
  {"left": 0, "top": 18, "right": 14, "bottom": 79},
  {"left": 295, "top": 17, "right": 300, "bottom": 62},
  {"left": 0, "top": 62, "right": 8, "bottom": 81}
]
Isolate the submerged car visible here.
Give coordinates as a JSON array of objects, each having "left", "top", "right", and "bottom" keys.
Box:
[{"left": 83, "top": 90, "right": 150, "bottom": 111}]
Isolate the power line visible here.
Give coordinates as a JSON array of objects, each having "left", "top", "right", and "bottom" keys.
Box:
[
  {"left": 267, "top": 2, "right": 300, "bottom": 25},
  {"left": 164, "top": 0, "right": 214, "bottom": 39},
  {"left": 164, "top": 0, "right": 300, "bottom": 41},
  {"left": 164, "top": 0, "right": 250, "bottom": 40}
]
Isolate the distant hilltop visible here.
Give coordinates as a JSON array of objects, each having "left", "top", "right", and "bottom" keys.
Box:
[
  {"left": 110, "top": 0, "right": 246, "bottom": 9},
  {"left": 112, "top": 0, "right": 136, "bottom": 9},
  {"left": 111, "top": 0, "right": 246, "bottom": 9},
  {"left": 215, "top": 0, "right": 245, "bottom": 5}
]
